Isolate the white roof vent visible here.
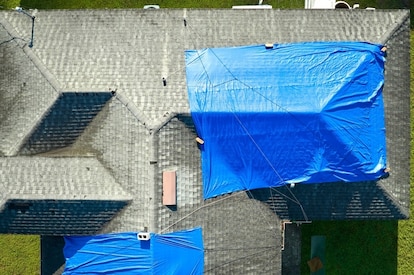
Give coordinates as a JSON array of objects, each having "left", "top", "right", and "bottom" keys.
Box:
[{"left": 137, "top": 232, "right": 151, "bottom": 241}]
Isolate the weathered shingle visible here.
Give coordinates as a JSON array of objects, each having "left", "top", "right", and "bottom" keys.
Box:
[
  {"left": 0, "top": 18, "right": 59, "bottom": 156},
  {"left": 249, "top": 181, "right": 407, "bottom": 221},
  {"left": 2, "top": 9, "right": 409, "bottom": 127},
  {"left": 0, "top": 157, "right": 130, "bottom": 200},
  {"left": 0, "top": 157, "right": 131, "bottom": 234},
  {"left": 0, "top": 199, "right": 129, "bottom": 235},
  {"left": 19, "top": 92, "right": 113, "bottom": 155},
  {"left": 0, "top": 8, "right": 410, "bottom": 275}
]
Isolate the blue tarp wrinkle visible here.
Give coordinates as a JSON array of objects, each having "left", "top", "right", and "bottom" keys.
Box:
[
  {"left": 63, "top": 227, "right": 204, "bottom": 274},
  {"left": 185, "top": 42, "right": 387, "bottom": 199}
]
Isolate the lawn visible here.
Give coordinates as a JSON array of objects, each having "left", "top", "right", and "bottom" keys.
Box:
[
  {"left": 0, "top": 234, "right": 39, "bottom": 275},
  {"left": 0, "top": 0, "right": 409, "bottom": 10},
  {"left": 301, "top": 221, "right": 398, "bottom": 273},
  {"left": 0, "top": 1, "right": 412, "bottom": 274}
]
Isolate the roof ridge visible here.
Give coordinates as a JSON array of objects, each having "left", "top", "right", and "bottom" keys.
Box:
[
  {"left": 22, "top": 47, "right": 62, "bottom": 93},
  {"left": 18, "top": 92, "right": 113, "bottom": 155},
  {"left": 0, "top": 14, "right": 62, "bottom": 93},
  {"left": 0, "top": 13, "right": 25, "bottom": 47},
  {"left": 379, "top": 10, "right": 410, "bottom": 45},
  {"left": 114, "top": 91, "right": 152, "bottom": 130},
  {"left": 377, "top": 180, "right": 410, "bottom": 218},
  {"left": 0, "top": 14, "right": 62, "bottom": 156}
]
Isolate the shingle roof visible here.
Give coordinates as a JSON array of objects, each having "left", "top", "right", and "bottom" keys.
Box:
[
  {"left": 1, "top": 9, "right": 410, "bottom": 127},
  {"left": 249, "top": 181, "right": 407, "bottom": 221},
  {"left": 0, "top": 199, "right": 129, "bottom": 235},
  {"left": 19, "top": 92, "right": 114, "bottom": 155},
  {"left": 0, "top": 8, "right": 410, "bottom": 274},
  {"left": 0, "top": 16, "right": 59, "bottom": 156},
  {"left": 0, "top": 157, "right": 131, "bottom": 234},
  {"left": 249, "top": 10, "right": 411, "bottom": 221}
]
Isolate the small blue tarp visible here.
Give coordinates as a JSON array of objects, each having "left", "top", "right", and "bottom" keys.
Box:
[
  {"left": 185, "top": 42, "right": 387, "bottom": 199},
  {"left": 63, "top": 227, "right": 204, "bottom": 274}
]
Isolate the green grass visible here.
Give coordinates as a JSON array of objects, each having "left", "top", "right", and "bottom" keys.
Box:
[
  {"left": 0, "top": 235, "right": 39, "bottom": 275},
  {"left": 0, "top": 0, "right": 299, "bottom": 9},
  {"left": 301, "top": 221, "right": 398, "bottom": 273},
  {"left": 0, "top": 1, "right": 412, "bottom": 274},
  {"left": 1, "top": 0, "right": 407, "bottom": 10}
]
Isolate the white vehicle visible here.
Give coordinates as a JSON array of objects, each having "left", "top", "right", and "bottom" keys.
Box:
[
  {"left": 143, "top": 5, "right": 160, "bottom": 9},
  {"left": 305, "top": 0, "right": 365, "bottom": 9}
]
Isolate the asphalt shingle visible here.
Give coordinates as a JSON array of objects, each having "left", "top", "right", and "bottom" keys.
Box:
[
  {"left": 0, "top": 157, "right": 131, "bottom": 234},
  {"left": 0, "top": 8, "right": 410, "bottom": 274}
]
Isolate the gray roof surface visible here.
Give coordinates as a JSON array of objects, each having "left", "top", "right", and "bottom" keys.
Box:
[
  {"left": 0, "top": 156, "right": 130, "bottom": 201},
  {"left": 0, "top": 8, "right": 410, "bottom": 274},
  {"left": 0, "top": 199, "right": 129, "bottom": 235},
  {"left": 19, "top": 92, "right": 114, "bottom": 155},
  {"left": 249, "top": 180, "right": 407, "bottom": 220},
  {"left": 0, "top": 17, "right": 59, "bottom": 156},
  {"left": 1, "top": 9, "right": 409, "bottom": 128},
  {"left": 0, "top": 157, "right": 131, "bottom": 234}
]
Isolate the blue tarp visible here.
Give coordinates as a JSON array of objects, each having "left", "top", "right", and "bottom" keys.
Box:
[
  {"left": 63, "top": 227, "right": 204, "bottom": 274},
  {"left": 185, "top": 42, "right": 387, "bottom": 199}
]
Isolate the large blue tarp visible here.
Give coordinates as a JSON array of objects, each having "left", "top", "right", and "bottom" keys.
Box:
[
  {"left": 63, "top": 227, "right": 204, "bottom": 274},
  {"left": 185, "top": 42, "right": 387, "bottom": 199}
]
